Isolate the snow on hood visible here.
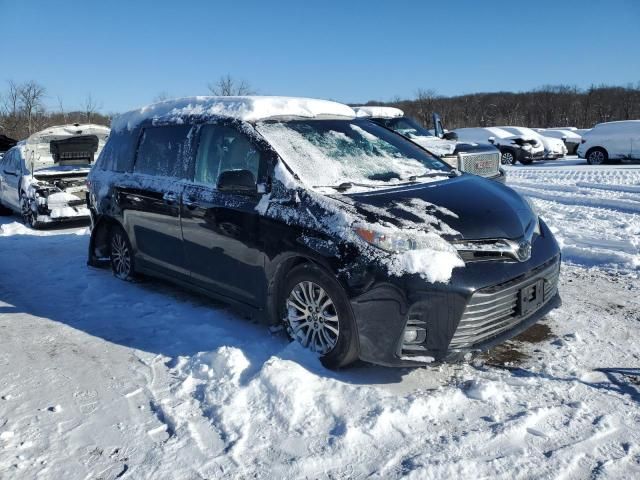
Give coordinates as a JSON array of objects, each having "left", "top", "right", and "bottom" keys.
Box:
[
  {"left": 25, "top": 124, "right": 110, "bottom": 145},
  {"left": 407, "top": 135, "right": 456, "bottom": 156},
  {"left": 112, "top": 96, "right": 356, "bottom": 132},
  {"left": 353, "top": 106, "right": 405, "bottom": 119},
  {"left": 256, "top": 162, "right": 464, "bottom": 284}
]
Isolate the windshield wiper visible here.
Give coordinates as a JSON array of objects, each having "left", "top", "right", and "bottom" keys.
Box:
[{"left": 409, "top": 170, "right": 459, "bottom": 180}]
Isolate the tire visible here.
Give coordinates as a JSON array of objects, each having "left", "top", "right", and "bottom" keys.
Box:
[
  {"left": 109, "top": 224, "right": 136, "bottom": 281},
  {"left": 586, "top": 147, "right": 608, "bottom": 165},
  {"left": 280, "top": 263, "right": 359, "bottom": 369},
  {"left": 501, "top": 150, "right": 517, "bottom": 165},
  {"left": 20, "top": 193, "right": 41, "bottom": 229}
]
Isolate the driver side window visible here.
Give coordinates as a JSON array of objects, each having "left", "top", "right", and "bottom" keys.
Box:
[{"left": 194, "top": 125, "right": 261, "bottom": 187}]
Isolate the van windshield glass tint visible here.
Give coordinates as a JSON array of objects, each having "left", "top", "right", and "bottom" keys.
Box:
[
  {"left": 134, "top": 125, "right": 191, "bottom": 178},
  {"left": 256, "top": 119, "right": 449, "bottom": 189}
]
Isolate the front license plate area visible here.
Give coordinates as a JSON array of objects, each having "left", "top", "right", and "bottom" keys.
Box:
[{"left": 519, "top": 278, "right": 545, "bottom": 316}]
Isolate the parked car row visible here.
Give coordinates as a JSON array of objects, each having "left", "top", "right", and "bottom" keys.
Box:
[{"left": 352, "top": 107, "right": 506, "bottom": 182}]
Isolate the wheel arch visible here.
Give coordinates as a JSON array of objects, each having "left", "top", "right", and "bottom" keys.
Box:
[
  {"left": 265, "top": 251, "right": 339, "bottom": 326},
  {"left": 88, "top": 215, "right": 124, "bottom": 267}
]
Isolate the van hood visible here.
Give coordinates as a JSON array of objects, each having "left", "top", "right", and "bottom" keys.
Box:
[{"left": 344, "top": 175, "right": 535, "bottom": 240}]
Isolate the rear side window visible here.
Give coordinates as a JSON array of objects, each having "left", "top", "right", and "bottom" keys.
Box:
[
  {"left": 134, "top": 125, "right": 192, "bottom": 178},
  {"left": 194, "top": 125, "right": 261, "bottom": 186},
  {"left": 97, "top": 129, "right": 138, "bottom": 173}
]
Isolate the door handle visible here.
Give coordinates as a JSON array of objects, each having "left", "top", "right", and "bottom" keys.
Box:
[
  {"left": 183, "top": 197, "right": 199, "bottom": 209},
  {"left": 163, "top": 191, "right": 178, "bottom": 204}
]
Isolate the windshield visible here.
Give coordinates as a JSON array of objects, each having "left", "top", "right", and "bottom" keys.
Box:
[
  {"left": 376, "top": 116, "right": 434, "bottom": 138},
  {"left": 256, "top": 119, "right": 450, "bottom": 190}
]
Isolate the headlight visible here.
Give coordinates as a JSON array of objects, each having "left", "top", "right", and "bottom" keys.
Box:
[
  {"left": 355, "top": 226, "right": 416, "bottom": 252},
  {"left": 354, "top": 226, "right": 438, "bottom": 253}
]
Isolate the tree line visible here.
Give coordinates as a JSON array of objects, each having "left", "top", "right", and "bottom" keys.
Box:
[
  {"left": 368, "top": 84, "right": 640, "bottom": 130},
  {"left": 2, "top": 78, "right": 638, "bottom": 143},
  {"left": 0, "top": 80, "right": 112, "bottom": 141}
]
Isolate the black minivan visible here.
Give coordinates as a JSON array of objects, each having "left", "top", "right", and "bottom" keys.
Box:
[{"left": 87, "top": 96, "right": 561, "bottom": 368}]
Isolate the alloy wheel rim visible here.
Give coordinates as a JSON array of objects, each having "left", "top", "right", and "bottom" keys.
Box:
[
  {"left": 111, "top": 233, "right": 131, "bottom": 277},
  {"left": 502, "top": 152, "right": 514, "bottom": 164},
  {"left": 590, "top": 151, "right": 604, "bottom": 164},
  {"left": 285, "top": 281, "right": 339, "bottom": 355}
]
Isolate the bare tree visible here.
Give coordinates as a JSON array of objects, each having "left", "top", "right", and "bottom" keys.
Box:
[
  {"left": 19, "top": 81, "right": 46, "bottom": 135},
  {"left": 83, "top": 93, "right": 102, "bottom": 123},
  {"left": 207, "top": 74, "right": 254, "bottom": 96},
  {"left": 415, "top": 88, "right": 438, "bottom": 125},
  {"left": 57, "top": 96, "right": 68, "bottom": 123}
]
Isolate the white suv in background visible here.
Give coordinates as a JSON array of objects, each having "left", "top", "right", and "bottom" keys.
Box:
[{"left": 577, "top": 120, "right": 640, "bottom": 165}]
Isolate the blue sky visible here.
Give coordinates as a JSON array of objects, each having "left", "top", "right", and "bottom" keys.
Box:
[{"left": 2, "top": 0, "right": 639, "bottom": 113}]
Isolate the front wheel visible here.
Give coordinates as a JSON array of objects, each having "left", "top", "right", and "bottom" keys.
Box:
[
  {"left": 281, "top": 263, "right": 359, "bottom": 369},
  {"left": 501, "top": 150, "right": 517, "bottom": 165},
  {"left": 586, "top": 148, "right": 608, "bottom": 165},
  {"left": 21, "top": 194, "right": 41, "bottom": 229},
  {"left": 110, "top": 225, "right": 136, "bottom": 281}
]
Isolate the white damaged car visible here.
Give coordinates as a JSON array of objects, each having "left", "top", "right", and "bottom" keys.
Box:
[{"left": 0, "top": 124, "right": 109, "bottom": 228}]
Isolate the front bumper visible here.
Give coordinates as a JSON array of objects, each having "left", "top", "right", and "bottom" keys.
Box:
[{"left": 349, "top": 221, "right": 561, "bottom": 367}]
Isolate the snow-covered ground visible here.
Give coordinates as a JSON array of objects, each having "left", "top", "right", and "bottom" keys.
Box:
[{"left": 0, "top": 158, "right": 639, "bottom": 479}]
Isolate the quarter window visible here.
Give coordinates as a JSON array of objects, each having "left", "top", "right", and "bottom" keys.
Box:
[
  {"left": 194, "top": 125, "right": 260, "bottom": 186},
  {"left": 134, "top": 125, "right": 192, "bottom": 178}
]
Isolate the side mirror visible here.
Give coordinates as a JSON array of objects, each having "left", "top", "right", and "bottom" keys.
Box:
[
  {"left": 561, "top": 135, "right": 567, "bottom": 142},
  {"left": 218, "top": 169, "right": 257, "bottom": 193},
  {"left": 443, "top": 131, "right": 458, "bottom": 141},
  {"left": 487, "top": 136, "right": 495, "bottom": 144}
]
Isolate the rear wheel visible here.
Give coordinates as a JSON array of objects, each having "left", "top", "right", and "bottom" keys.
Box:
[
  {"left": 586, "top": 147, "right": 608, "bottom": 165},
  {"left": 110, "top": 225, "right": 136, "bottom": 281},
  {"left": 280, "top": 263, "right": 359, "bottom": 369}
]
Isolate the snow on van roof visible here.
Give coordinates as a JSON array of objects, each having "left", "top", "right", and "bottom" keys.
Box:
[
  {"left": 112, "top": 96, "right": 356, "bottom": 132},
  {"left": 353, "top": 106, "right": 405, "bottom": 119}
]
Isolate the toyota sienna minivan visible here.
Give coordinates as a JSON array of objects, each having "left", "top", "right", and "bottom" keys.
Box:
[{"left": 87, "top": 96, "right": 561, "bottom": 369}]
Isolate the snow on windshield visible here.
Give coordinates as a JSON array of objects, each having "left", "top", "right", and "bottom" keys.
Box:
[{"left": 256, "top": 120, "right": 447, "bottom": 190}]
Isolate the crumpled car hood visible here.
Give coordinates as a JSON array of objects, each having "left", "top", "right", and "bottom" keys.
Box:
[{"left": 345, "top": 175, "right": 535, "bottom": 240}]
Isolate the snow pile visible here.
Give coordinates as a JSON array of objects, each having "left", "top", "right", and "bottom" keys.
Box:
[
  {"left": 112, "top": 96, "right": 356, "bottom": 132},
  {"left": 408, "top": 135, "right": 457, "bottom": 156},
  {"left": 1, "top": 170, "right": 640, "bottom": 479}
]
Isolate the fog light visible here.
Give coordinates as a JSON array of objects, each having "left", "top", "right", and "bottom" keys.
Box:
[
  {"left": 403, "top": 329, "right": 419, "bottom": 344},
  {"left": 402, "top": 326, "right": 427, "bottom": 345}
]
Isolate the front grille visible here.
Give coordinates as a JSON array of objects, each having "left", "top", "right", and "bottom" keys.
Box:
[
  {"left": 449, "top": 259, "right": 560, "bottom": 350},
  {"left": 459, "top": 152, "right": 500, "bottom": 177}
]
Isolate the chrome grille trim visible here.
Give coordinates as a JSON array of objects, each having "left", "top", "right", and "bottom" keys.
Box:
[
  {"left": 458, "top": 151, "right": 501, "bottom": 177},
  {"left": 449, "top": 259, "right": 560, "bottom": 349}
]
